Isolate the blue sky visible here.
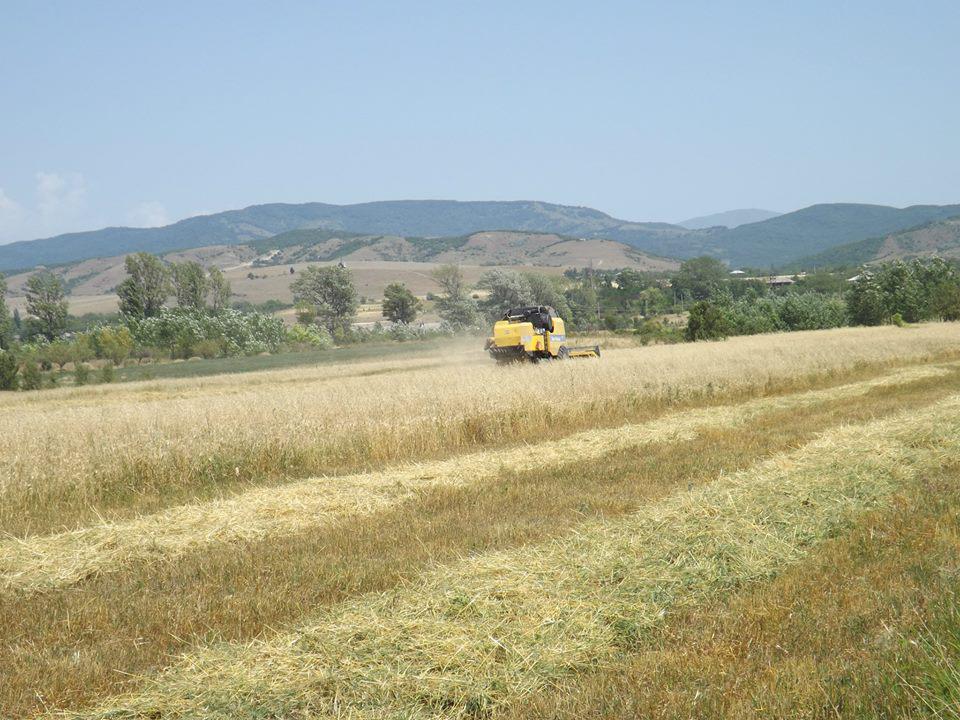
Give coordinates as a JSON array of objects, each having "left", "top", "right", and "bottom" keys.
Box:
[{"left": 1, "top": 0, "right": 958, "bottom": 243}]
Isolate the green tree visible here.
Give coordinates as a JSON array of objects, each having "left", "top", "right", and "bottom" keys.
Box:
[
  {"left": 431, "top": 264, "right": 469, "bottom": 300},
  {"left": 685, "top": 300, "right": 730, "bottom": 341},
  {"left": 430, "top": 264, "right": 480, "bottom": 330},
  {"left": 671, "top": 256, "right": 729, "bottom": 301},
  {"left": 846, "top": 271, "right": 887, "bottom": 325},
  {"left": 71, "top": 333, "right": 96, "bottom": 364},
  {"left": 118, "top": 253, "right": 169, "bottom": 319},
  {"left": 476, "top": 270, "right": 532, "bottom": 321},
  {"left": 12, "top": 307, "right": 21, "bottom": 331},
  {"left": 524, "top": 272, "right": 572, "bottom": 320},
  {"left": 563, "top": 283, "right": 598, "bottom": 329},
  {"left": 43, "top": 340, "right": 73, "bottom": 370},
  {"left": 95, "top": 326, "right": 135, "bottom": 365},
  {"left": 208, "top": 266, "right": 232, "bottom": 311},
  {"left": 171, "top": 261, "right": 209, "bottom": 311},
  {"left": 20, "top": 358, "right": 42, "bottom": 391},
  {"left": 0, "top": 351, "right": 17, "bottom": 390},
  {"left": 0, "top": 273, "right": 12, "bottom": 349},
  {"left": 25, "top": 271, "right": 68, "bottom": 341},
  {"left": 878, "top": 261, "right": 924, "bottom": 323},
  {"left": 382, "top": 282, "right": 422, "bottom": 324},
  {"left": 290, "top": 265, "right": 359, "bottom": 333}
]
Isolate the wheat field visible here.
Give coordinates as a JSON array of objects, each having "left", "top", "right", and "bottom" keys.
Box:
[{"left": 4, "top": 324, "right": 960, "bottom": 718}]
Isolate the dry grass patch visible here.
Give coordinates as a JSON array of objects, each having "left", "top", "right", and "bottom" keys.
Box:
[
  {"left": 4, "top": 324, "right": 960, "bottom": 537},
  {"left": 2, "top": 363, "right": 946, "bottom": 595},
  {"left": 66, "top": 392, "right": 960, "bottom": 719}
]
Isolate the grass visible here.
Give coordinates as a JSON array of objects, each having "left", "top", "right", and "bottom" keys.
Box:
[
  {"left": 113, "top": 337, "right": 448, "bottom": 383},
  {"left": 3, "top": 359, "right": 959, "bottom": 717},
  {"left": 58, "top": 391, "right": 960, "bottom": 719},
  {"left": 4, "top": 324, "right": 960, "bottom": 538}
]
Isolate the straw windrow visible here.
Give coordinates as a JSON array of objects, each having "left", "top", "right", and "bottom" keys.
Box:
[
  {"left": 1, "top": 363, "right": 947, "bottom": 595},
  {"left": 62, "top": 392, "right": 960, "bottom": 719}
]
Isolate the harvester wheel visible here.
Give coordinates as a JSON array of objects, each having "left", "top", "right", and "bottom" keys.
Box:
[{"left": 558, "top": 346, "right": 569, "bottom": 360}]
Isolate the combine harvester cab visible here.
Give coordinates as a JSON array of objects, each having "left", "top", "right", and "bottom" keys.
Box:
[{"left": 484, "top": 305, "right": 600, "bottom": 364}]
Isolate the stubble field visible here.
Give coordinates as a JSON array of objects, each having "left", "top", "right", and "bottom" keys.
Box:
[{"left": 3, "top": 324, "right": 960, "bottom": 718}]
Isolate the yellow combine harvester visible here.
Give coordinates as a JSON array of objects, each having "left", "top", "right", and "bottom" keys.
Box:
[{"left": 484, "top": 305, "right": 601, "bottom": 364}]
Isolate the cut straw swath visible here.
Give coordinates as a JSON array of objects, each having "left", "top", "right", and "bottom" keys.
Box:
[
  {"left": 65, "top": 393, "right": 960, "bottom": 720},
  {"left": 1, "top": 363, "right": 947, "bottom": 594}
]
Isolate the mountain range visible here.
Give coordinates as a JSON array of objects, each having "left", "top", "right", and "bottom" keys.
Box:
[
  {"left": 799, "top": 216, "right": 960, "bottom": 268},
  {"left": 678, "top": 208, "right": 781, "bottom": 229},
  {"left": 2, "top": 199, "right": 960, "bottom": 272}
]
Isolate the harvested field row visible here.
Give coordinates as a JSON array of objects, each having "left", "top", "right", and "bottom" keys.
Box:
[
  {"left": 1, "top": 363, "right": 946, "bottom": 595},
  {"left": 8, "top": 370, "right": 953, "bottom": 718},
  {"left": 69, "top": 392, "right": 960, "bottom": 719},
  {"left": 4, "top": 324, "right": 960, "bottom": 537},
  {"left": 500, "top": 458, "right": 960, "bottom": 719}
]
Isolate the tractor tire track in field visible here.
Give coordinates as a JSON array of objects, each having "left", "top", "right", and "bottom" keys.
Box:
[
  {"left": 0, "top": 363, "right": 948, "bottom": 595},
  {"left": 67, "top": 391, "right": 960, "bottom": 719}
]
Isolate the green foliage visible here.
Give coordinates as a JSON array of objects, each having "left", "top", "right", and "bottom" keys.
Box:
[
  {"left": 846, "top": 259, "right": 960, "bottom": 326},
  {"left": 25, "top": 271, "right": 68, "bottom": 341},
  {"left": 522, "top": 272, "right": 571, "bottom": 320},
  {"left": 118, "top": 252, "right": 169, "bottom": 319},
  {"left": 635, "top": 318, "right": 682, "bottom": 346},
  {"left": 285, "top": 323, "right": 334, "bottom": 350},
  {"left": 71, "top": 333, "right": 96, "bottom": 364},
  {"left": 20, "top": 359, "right": 41, "bottom": 391},
  {"left": 685, "top": 301, "right": 730, "bottom": 341},
  {"left": 723, "top": 293, "right": 847, "bottom": 335},
  {"left": 73, "top": 362, "right": 91, "bottom": 386},
  {"left": 381, "top": 282, "right": 422, "bottom": 324},
  {"left": 99, "top": 364, "right": 115, "bottom": 384},
  {"left": 171, "top": 261, "right": 209, "bottom": 310},
  {"left": 0, "top": 273, "right": 11, "bottom": 349},
  {"left": 290, "top": 265, "right": 358, "bottom": 333},
  {"left": 564, "top": 284, "right": 600, "bottom": 330},
  {"left": 0, "top": 351, "right": 18, "bottom": 390},
  {"left": 671, "top": 256, "right": 729, "bottom": 301},
  {"left": 431, "top": 264, "right": 480, "bottom": 330},
  {"left": 207, "top": 266, "right": 231, "bottom": 311},
  {"left": 476, "top": 270, "right": 532, "bottom": 321},
  {"left": 475, "top": 270, "right": 571, "bottom": 323},
  {"left": 94, "top": 326, "right": 135, "bottom": 365},
  {"left": 128, "top": 308, "right": 286, "bottom": 358},
  {"left": 42, "top": 340, "right": 73, "bottom": 369}
]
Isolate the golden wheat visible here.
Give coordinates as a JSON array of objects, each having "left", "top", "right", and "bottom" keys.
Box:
[
  {"left": 66, "top": 390, "right": 960, "bottom": 720},
  {"left": 4, "top": 324, "right": 960, "bottom": 538},
  {"left": 1, "top": 362, "right": 947, "bottom": 595}
]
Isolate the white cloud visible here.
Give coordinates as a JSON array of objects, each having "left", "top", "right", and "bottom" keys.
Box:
[
  {"left": 127, "top": 200, "right": 170, "bottom": 228},
  {"left": 36, "top": 170, "right": 86, "bottom": 224}
]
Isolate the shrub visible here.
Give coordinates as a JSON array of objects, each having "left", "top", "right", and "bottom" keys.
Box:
[
  {"left": 685, "top": 301, "right": 730, "bottom": 341},
  {"left": 191, "top": 339, "right": 222, "bottom": 359},
  {"left": 20, "top": 361, "right": 42, "bottom": 391},
  {"left": 0, "top": 352, "right": 18, "bottom": 391},
  {"left": 128, "top": 308, "right": 286, "bottom": 358},
  {"left": 99, "top": 364, "right": 115, "bottom": 383},
  {"left": 285, "top": 323, "right": 333, "bottom": 350},
  {"left": 73, "top": 363, "right": 91, "bottom": 386}
]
